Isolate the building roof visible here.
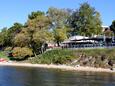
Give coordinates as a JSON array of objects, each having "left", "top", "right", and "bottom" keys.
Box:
[
  {"left": 69, "top": 35, "right": 89, "bottom": 41},
  {"left": 62, "top": 35, "right": 89, "bottom": 44}
]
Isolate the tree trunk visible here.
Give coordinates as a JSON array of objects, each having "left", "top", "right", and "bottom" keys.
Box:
[{"left": 57, "top": 41, "right": 60, "bottom": 47}]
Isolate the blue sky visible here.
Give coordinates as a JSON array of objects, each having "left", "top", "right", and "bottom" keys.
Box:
[{"left": 0, "top": 0, "right": 114, "bottom": 29}]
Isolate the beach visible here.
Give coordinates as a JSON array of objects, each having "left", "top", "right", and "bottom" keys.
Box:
[{"left": 0, "top": 62, "right": 114, "bottom": 73}]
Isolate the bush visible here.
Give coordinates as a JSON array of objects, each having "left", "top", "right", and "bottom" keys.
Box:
[
  {"left": 30, "top": 49, "right": 77, "bottom": 64},
  {"left": 4, "top": 47, "right": 13, "bottom": 57},
  {"left": 29, "top": 48, "right": 115, "bottom": 67},
  {"left": 4, "top": 47, "right": 12, "bottom": 51},
  {"left": 12, "top": 47, "right": 33, "bottom": 60}
]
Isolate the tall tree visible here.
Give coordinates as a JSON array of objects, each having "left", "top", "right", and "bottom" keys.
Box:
[
  {"left": 0, "top": 27, "right": 8, "bottom": 46},
  {"left": 7, "top": 22, "right": 23, "bottom": 46},
  {"left": 47, "top": 7, "right": 71, "bottom": 28},
  {"left": 47, "top": 7, "right": 71, "bottom": 45},
  {"left": 68, "top": 2, "right": 102, "bottom": 36},
  {"left": 19, "top": 11, "right": 52, "bottom": 54},
  {"left": 27, "top": 12, "right": 51, "bottom": 31}
]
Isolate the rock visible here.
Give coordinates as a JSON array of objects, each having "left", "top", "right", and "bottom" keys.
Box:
[{"left": 108, "top": 59, "right": 113, "bottom": 66}]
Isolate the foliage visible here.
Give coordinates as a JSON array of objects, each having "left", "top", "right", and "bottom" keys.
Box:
[
  {"left": 1, "top": 23, "right": 24, "bottom": 46},
  {"left": 68, "top": 2, "right": 102, "bottom": 36},
  {"left": 110, "top": 20, "right": 115, "bottom": 34},
  {"left": 47, "top": 7, "right": 71, "bottom": 46},
  {"left": 29, "top": 48, "right": 115, "bottom": 66},
  {"left": 12, "top": 11, "right": 52, "bottom": 54},
  {"left": 24, "top": 11, "right": 52, "bottom": 53},
  {"left": 12, "top": 47, "right": 33, "bottom": 60},
  {"left": 4, "top": 47, "right": 12, "bottom": 51},
  {"left": 13, "top": 33, "right": 30, "bottom": 47},
  {"left": 0, "top": 27, "right": 8, "bottom": 46},
  {"left": 53, "top": 27, "right": 67, "bottom": 46},
  {"left": 33, "top": 30, "right": 53, "bottom": 44},
  {"left": 28, "top": 11, "right": 45, "bottom": 20},
  {"left": 72, "top": 49, "right": 115, "bottom": 68},
  {"left": 29, "top": 49, "right": 76, "bottom": 64},
  {"left": 104, "top": 29, "right": 114, "bottom": 37},
  {"left": 47, "top": 7, "right": 71, "bottom": 28},
  {"left": 75, "top": 49, "right": 115, "bottom": 61},
  {"left": 27, "top": 14, "right": 51, "bottom": 31},
  {"left": 0, "top": 51, "right": 9, "bottom": 60}
]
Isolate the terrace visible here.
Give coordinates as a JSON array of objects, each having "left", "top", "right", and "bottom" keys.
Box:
[{"left": 61, "top": 35, "right": 115, "bottom": 49}]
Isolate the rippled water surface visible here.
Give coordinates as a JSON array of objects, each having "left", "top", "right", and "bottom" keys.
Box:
[{"left": 0, "top": 66, "right": 115, "bottom": 86}]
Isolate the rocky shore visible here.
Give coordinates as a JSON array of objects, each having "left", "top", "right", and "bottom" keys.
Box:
[{"left": 0, "top": 62, "right": 115, "bottom": 73}]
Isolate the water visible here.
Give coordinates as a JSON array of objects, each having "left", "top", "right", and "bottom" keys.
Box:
[{"left": 0, "top": 66, "right": 115, "bottom": 86}]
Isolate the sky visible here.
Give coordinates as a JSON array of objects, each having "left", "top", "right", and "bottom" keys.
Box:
[{"left": 0, "top": 0, "right": 114, "bottom": 29}]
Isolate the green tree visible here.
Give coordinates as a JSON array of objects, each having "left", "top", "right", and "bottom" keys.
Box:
[
  {"left": 0, "top": 27, "right": 8, "bottom": 46},
  {"left": 27, "top": 13, "right": 51, "bottom": 31},
  {"left": 7, "top": 22, "right": 23, "bottom": 46},
  {"left": 33, "top": 30, "right": 53, "bottom": 53},
  {"left": 47, "top": 7, "right": 70, "bottom": 45},
  {"left": 110, "top": 20, "right": 115, "bottom": 35},
  {"left": 13, "top": 32, "right": 30, "bottom": 47},
  {"left": 28, "top": 11, "right": 45, "bottom": 20},
  {"left": 33, "top": 30, "right": 53, "bottom": 44},
  {"left": 47, "top": 7, "right": 71, "bottom": 28},
  {"left": 8, "top": 22, "right": 23, "bottom": 34},
  {"left": 69, "top": 2, "right": 102, "bottom": 36},
  {"left": 21, "top": 11, "right": 52, "bottom": 54},
  {"left": 53, "top": 27, "right": 67, "bottom": 46},
  {"left": 0, "top": 22, "right": 23, "bottom": 47}
]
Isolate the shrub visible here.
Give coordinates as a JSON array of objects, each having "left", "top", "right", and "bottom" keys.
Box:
[
  {"left": 12, "top": 47, "right": 33, "bottom": 60},
  {"left": 30, "top": 49, "right": 77, "bottom": 64},
  {"left": 29, "top": 48, "right": 115, "bottom": 67},
  {"left": 4, "top": 47, "right": 13, "bottom": 57},
  {"left": 4, "top": 47, "right": 12, "bottom": 51}
]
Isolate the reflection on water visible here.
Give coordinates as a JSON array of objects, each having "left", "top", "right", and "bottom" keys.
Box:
[{"left": 0, "top": 66, "right": 115, "bottom": 86}]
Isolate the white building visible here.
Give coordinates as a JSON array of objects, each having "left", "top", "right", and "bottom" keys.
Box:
[{"left": 102, "top": 26, "right": 109, "bottom": 32}]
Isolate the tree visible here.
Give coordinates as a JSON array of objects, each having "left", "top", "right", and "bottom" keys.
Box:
[
  {"left": 68, "top": 2, "right": 102, "bottom": 36},
  {"left": 0, "top": 27, "right": 8, "bottom": 46},
  {"left": 0, "top": 23, "right": 23, "bottom": 47},
  {"left": 33, "top": 30, "right": 53, "bottom": 44},
  {"left": 33, "top": 30, "right": 53, "bottom": 53},
  {"left": 47, "top": 7, "right": 70, "bottom": 46},
  {"left": 13, "top": 33, "right": 30, "bottom": 47},
  {"left": 53, "top": 27, "right": 67, "bottom": 46},
  {"left": 104, "top": 28, "right": 113, "bottom": 37},
  {"left": 47, "top": 7, "right": 71, "bottom": 28},
  {"left": 22, "top": 11, "right": 52, "bottom": 54},
  {"left": 28, "top": 11, "right": 45, "bottom": 20},
  {"left": 7, "top": 22, "right": 23, "bottom": 46},
  {"left": 110, "top": 20, "right": 115, "bottom": 35},
  {"left": 8, "top": 22, "right": 23, "bottom": 34},
  {"left": 27, "top": 13, "right": 51, "bottom": 31}
]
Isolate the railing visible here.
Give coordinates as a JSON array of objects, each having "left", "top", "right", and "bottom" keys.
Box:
[{"left": 62, "top": 44, "right": 115, "bottom": 49}]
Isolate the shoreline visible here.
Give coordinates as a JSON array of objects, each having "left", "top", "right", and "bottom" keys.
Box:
[{"left": 0, "top": 62, "right": 114, "bottom": 73}]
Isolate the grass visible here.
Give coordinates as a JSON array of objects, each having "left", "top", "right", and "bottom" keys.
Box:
[
  {"left": 0, "top": 51, "right": 9, "bottom": 60},
  {"left": 29, "top": 49, "right": 77, "bottom": 64},
  {"left": 29, "top": 48, "right": 115, "bottom": 67},
  {"left": 1, "top": 48, "right": 115, "bottom": 67},
  {"left": 75, "top": 48, "right": 115, "bottom": 60}
]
